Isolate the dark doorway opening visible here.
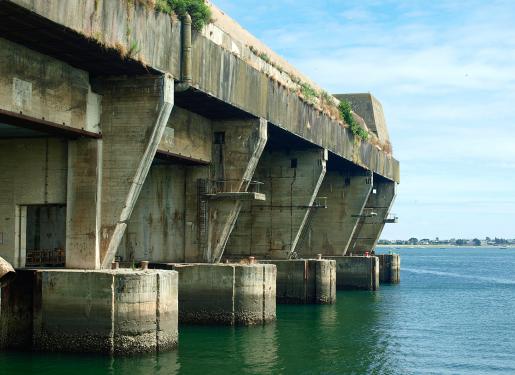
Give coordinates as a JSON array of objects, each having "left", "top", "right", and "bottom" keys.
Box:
[{"left": 25, "top": 205, "right": 66, "bottom": 267}]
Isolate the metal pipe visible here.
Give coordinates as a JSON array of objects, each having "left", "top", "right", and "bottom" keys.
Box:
[
  {"left": 176, "top": 13, "right": 192, "bottom": 92},
  {"left": 0, "top": 256, "right": 16, "bottom": 287}
]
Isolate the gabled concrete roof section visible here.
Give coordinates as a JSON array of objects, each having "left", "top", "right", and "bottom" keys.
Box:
[
  {"left": 335, "top": 94, "right": 392, "bottom": 147},
  {"left": 1, "top": 0, "right": 399, "bottom": 183}
]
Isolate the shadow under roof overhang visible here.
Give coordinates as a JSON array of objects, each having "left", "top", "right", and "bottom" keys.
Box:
[{"left": 0, "top": 1, "right": 156, "bottom": 76}]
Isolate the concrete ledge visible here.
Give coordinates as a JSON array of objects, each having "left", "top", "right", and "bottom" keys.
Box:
[
  {"left": 260, "top": 259, "right": 336, "bottom": 304},
  {"left": 1, "top": 269, "right": 178, "bottom": 355},
  {"left": 378, "top": 254, "right": 400, "bottom": 284},
  {"left": 325, "top": 256, "right": 379, "bottom": 291},
  {"left": 152, "top": 263, "right": 276, "bottom": 325}
]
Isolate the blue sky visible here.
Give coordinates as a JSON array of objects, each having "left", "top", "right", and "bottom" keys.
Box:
[{"left": 213, "top": 0, "right": 515, "bottom": 240}]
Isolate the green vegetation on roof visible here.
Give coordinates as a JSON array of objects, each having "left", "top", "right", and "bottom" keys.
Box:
[
  {"left": 338, "top": 100, "right": 369, "bottom": 140},
  {"left": 155, "top": 0, "right": 211, "bottom": 30}
]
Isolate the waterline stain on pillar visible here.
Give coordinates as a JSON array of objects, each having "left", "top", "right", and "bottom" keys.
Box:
[
  {"left": 260, "top": 259, "right": 336, "bottom": 304},
  {"left": 151, "top": 263, "right": 276, "bottom": 325},
  {"left": 325, "top": 256, "right": 379, "bottom": 291},
  {"left": 378, "top": 254, "right": 400, "bottom": 284},
  {"left": 1, "top": 269, "right": 178, "bottom": 355}
]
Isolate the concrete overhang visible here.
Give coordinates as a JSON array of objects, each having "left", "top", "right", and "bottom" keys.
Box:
[
  {"left": 0, "top": 0, "right": 399, "bottom": 183},
  {"left": 0, "top": 109, "right": 101, "bottom": 139}
]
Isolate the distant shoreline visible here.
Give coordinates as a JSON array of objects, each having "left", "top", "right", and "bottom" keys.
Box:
[{"left": 379, "top": 244, "right": 515, "bottom": 249}]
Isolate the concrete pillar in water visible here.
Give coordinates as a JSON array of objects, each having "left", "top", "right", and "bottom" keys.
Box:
[
  {"left": 151, "top": 263, "right": 276, "bottom": 325},
  {"left": 260, "top": 259, "right": 336, "bottom": 304},
  {"left": 325, "top": 255, "right": 379, "bottom": 291},
  {"left": 226, "top": 147, "right": 327, "bottom": 260},
  {"left": 348, "top": 176, "right": 396, "bottom": 255},
  {"left": 0, "top": 269, "right": 178, "bottom": 354},
  {"left": 297, "top": 165, "right": 373, "bottom": 258},
  {"left": 378, "top": 254, "right": 400, "bottom": 283}
]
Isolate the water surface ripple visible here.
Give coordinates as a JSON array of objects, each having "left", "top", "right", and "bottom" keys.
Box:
[{"left": 2, "top": 247, "right": 514, "bottom": 374}]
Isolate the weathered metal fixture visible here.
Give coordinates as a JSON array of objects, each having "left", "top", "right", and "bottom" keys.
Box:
[
  {"left": 140, "top": 261, "right": 149, "bottom": 270},
  {"left": 176, "top": 13, "right": 192, "bottom": 92},
  {"left": 384, "top": 214, "right": 399, "bottom": 223},
  {"left": 0, "top": 256, "right": 16, "bottom": 287}
]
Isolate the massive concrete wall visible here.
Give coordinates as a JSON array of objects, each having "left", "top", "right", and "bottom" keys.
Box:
[
  {"left": 226, "top": 148, "right": 326, "bottom": 259},
  {"left": 348, "top": 177, "right": 396, "bottom": 255},
  {"left": 298, "top": 166, "right": 373, "bottom": 257},
  {"left": 119, "top": 165, "right": 186, "bottom": 263},
  {"left": 92, "top": 75, "right": 174, "bottom": 269},
  {"left": 0, "top": 37, "right": 100, "bottom": 135},
  {"left": 2, "top": 0, "right": 399, "bottom": 182},
  {"left": 158, "top": 107, "right": 212, "bottom": 164},
  {"left": 0, "top": 138, "right": 67, "bottom": 266}
]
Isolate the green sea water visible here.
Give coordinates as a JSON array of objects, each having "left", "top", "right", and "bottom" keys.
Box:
[{"left": 2, "top": 247, "right": 515, "bottom": 374}]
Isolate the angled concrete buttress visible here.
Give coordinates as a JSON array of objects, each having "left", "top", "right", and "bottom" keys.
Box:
[
  {"left": 86, "top": 75, "right": 174, "bottom": 269},
  {"left": 297, "top": 166, "right": 373, "bottom": 257},
  {"left": 203, "top": 118, "right": 268, "bottom": 263},
  {"left": 226, "top": 147, "right": 327, "bottom": 259},
  {"left": 347, "top": 176, "right": 397, "bottom": 255}
]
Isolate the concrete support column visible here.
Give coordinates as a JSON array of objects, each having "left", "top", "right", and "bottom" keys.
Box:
[
  {"left": 326, "top": 255, "right": 379, "bottom": 291},
  {"left": 204, "top": 118, "right": 267, "bottom": 263},
  {"left": 66, "top": 138, "right": 102, "bottom": 269},
  {"left": 261, "top": 259, "right": 336, "bottom": 304},
  {"left": 378, "top": 253, "right": 400, "bottom": 283},
  {"left": 226, "top": 148, "right": 327, "bottom": 259},
  {"left": 348, "top": 176, "right": 396, "bottom": 255},
  {"left": 1, "top": 269, "right": 178, "bottom": 354},
  {"left": 297, "top": 167, "right": 373, "bottom": 257},
  {"left": 152, "top": 263, "right": 276, "bottom": 325},
  {"left": 92, "top": 75, "right": 174, "bottom": 269}
]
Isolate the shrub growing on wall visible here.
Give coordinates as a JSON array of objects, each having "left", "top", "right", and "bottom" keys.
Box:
[
  {"left": 156, "top": 0, "right": 212, "bottom": 30},
  {"left": 338, "top": 100, "right": 369, "bottom": 140}
]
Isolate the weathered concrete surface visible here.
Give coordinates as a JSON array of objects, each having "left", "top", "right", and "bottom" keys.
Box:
[
  {"left": 260, "top": 259, "right": 335, "bottom": 304},
  {"left": 119, "top": 164, "right": 186, "bottom": 263},
  {"left": 298, "top": 166, "right": 373, "bottom": 258},
  {"left": 227, "top": 148, "right": 327, "bottom": 259},
  {"left": 0, "top": 269, "right": 38, "bottom": 350},
  {"left": 0, "top": 138, "right": 67, "bottom": 267},
  {"left": 335, "top": 94, "right": 391, "bottom": 146},
  {"left": 158, "top": 106, "right": 212, "bottom": 164},
  {"left": 0, "top": 269, "right": 178, "bottom": 354},
  {"left": 93, "top": 75, "right": 174, "bottom": 269},
  {"left": 0, "top": 37, "right": 101, "bottom": 135},
  {"left": 205, "top": 118, "right": 267, "bottom": 263},
  {"left": 66, "top": 138, "right": 102, "bottom": 269},
  {"left": 378, "top": 254, "right": 400, "bottom": 284},
  {"left": 152, "top": 263, "right": 276, "bottom": 325},
  {"left": 1, "top": 0, "right": 399, "bottom": 182},
  {"left": 348, "top": 177, "right": 396, "bottom": 255},
  {"left": 325, "top": 256, "right": 379, "bottom": 291}
]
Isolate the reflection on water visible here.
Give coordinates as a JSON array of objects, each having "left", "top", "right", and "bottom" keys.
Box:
[{"left": 2, "top": 247, "right": 515, "bottom": 374}]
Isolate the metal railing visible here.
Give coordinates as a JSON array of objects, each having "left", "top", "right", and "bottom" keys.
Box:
[
  {"left": 312, "top": 197, "right": 327, "bottom": 208},
  {"left": 26, "top": 248, "right": 65, "bottom": 267},
  {"left": 204, "top": 179, "right": 264, "bottom": 195},
  {"left": 384, "top": 214, "right": 399, "bottom": 223}
]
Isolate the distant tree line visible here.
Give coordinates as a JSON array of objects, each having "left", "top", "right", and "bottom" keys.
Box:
[{"left": 378, "top": 237, "right": 514, "bottom": 246}]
